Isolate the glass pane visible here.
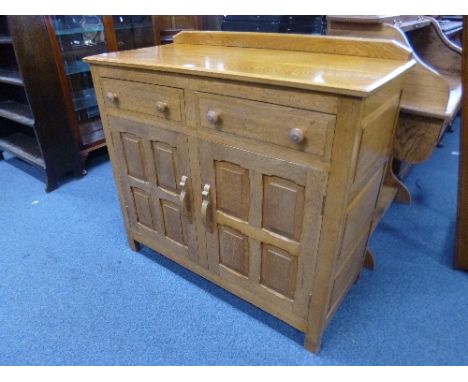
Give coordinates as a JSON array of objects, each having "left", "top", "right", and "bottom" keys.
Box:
[
  {"left": 0, "top": 15, "right": 10, "bottom": 36},
  {"left": 50, "top": 15, "right": 106, "bottom": 132},
  {"left": 113, "top": 15, "right": 154, "bottom": 51},
  {"left": 52, "top": 15, "right": 104, "bottom": 36}
]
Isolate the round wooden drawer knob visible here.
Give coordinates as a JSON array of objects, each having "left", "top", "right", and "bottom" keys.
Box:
[
  {"left": 156, "top": 101, "right": 168, "bottom": 112},
  {"left": 289, "top": 128, "right": 304, "bottom": 144},
  {"left": 106, "top": 92, "right": 118, "bottom": 103},
  {"left": 207, "top": 110, "right": 220, "bottom": 124}
]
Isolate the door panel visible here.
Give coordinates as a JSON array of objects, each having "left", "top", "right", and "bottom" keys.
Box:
[
  {"left": 161, "top": 199, "right": 187, "bottom": 246},
  {"left": 132, "top": 187, "right": 155, "bottom": 230},
  {"left": 122, "top": 134, "right": 147, "bottom": 181},
  {"left": 152, "top": 142, "right": 180, "bottom": 193},
  {"left": 199, "top": 140, "right": 327, "bottom": 319},
  {"left": 218, "top": 225, "right": 250, "bottom": 277},
  {"left": 109, "top": 115, "right": 197, "bottom": 262},
  {"left": 215, "top": 161, "right": 250, "bottom": 221},
  {"left": 262, "top": 176, "right": 305, "bottom": 241},
  {"left": 261, "top": 244, "right": 298, "bottom": 299}
]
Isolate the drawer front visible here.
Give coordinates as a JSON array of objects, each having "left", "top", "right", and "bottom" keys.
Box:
[
  {"left": 101, "top": 78, "right": 184, "bottom": 122},
  {"left": 196, "top": 92, "right": 336, "bottom": 159}
]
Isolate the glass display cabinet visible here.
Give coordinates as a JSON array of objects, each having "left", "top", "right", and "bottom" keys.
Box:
[
  {"left": 0, "top": 15, "right": 205, "bottom": 191},
  {"left": 156, "top": 15, "right": 203, "bottom": 44},
  {"left": 46, "top": 15, "right": 200, "bottom": 168},
  {"left": 49, "top": 15, "right": 109, "bottom": 155},
  {"left": 0, "top": 15, "right": 80, "bottom": 192},
  {"left": 112, "top": 15, "right": 157, "bottom": 50}
]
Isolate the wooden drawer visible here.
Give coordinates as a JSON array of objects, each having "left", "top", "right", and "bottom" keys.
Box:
[
  {"left": 101, "top": 78, "right": 184, "bottom": 122},
  {"left": 195, "top": 92, "right": 336, "bottom": 159}
]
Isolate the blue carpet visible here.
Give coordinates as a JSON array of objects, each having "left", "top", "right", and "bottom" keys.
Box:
[{"left": 0, "top": 117, "right": 467, "bottom": 365}]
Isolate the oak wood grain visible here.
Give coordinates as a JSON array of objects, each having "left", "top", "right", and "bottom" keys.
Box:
[
  {"left": 84, "top": 32, "right": 415, "bottom": 97},
  {"left": 195, "top": 91, "right": 335, "bottom": 160},
  {"left": 87, "top": 32, "right": 411, "bottom": 353},
  {"left": 173, "top": 31, "right": 413, "bottom": 61}
]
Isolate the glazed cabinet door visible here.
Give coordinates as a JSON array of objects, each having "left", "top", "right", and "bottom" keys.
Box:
[
  {"left": 199, "top": 140, "right": 328, "bottom": 320},
  {"left": 109, "top": 116, "right": 198, "bottom": 263}
]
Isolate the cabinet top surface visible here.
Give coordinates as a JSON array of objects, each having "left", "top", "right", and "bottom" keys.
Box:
[{"left": 84, "top": 31, "right": 415, "bottom": 97}]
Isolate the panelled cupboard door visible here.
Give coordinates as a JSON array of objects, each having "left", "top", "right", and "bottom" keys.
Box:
[
  {"left": 199, "top": 140, "right": 328, "bottom": 319},
  {"left": 109, "top": 116, "right": 198, "bottom": 263}
]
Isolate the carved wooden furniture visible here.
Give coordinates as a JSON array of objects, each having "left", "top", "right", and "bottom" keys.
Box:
[
  {"left": 85, "top": 31, "right": 415, "bottom": 352},
  {"left": 327, "top": 16, "right": 463, "bottom": 192},
  {"left": 455, "top": 17, "right": 467, "bottom": 271}
]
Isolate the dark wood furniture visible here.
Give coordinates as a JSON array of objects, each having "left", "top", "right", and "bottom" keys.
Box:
[
  {"left": 455, "top": 16, "right": 468, "bottom": 270},
  {"left": 220, "top": 16, "right": 324, "bottom": 34},
  {"left": 46, "top": 15, "right": 164, "bottom": 172},
  {"left": 0, "top": 16, "right": 168, "bottom": 191},
  {"left": 0, "top": 16, "right": 82, "bottom": 191},
  {"left": 154, "top": 16, "right": 203, "bottom": 45}
]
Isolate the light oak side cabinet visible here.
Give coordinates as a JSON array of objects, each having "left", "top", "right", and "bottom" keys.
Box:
[{"left": 85, "top": 32, "right": 415, "bottom": 352}]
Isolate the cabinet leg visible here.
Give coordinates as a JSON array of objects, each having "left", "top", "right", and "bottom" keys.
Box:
[
  {"left": 45, "top": 178, "right": 59, "bottom": 193},
  {"left": 73, "top": 159, "right": 85, "bottom": 179},
  {"left": 363, "top": 248, "right": 375, "bottom": 270},
  {"left": 128, "top": 237, "right": 141, "bottom": 252},
  {"left": 79, "top": 153, "right": 88, "bottom": 177},
  {"left": 447, "top": 122, "right": 455, "bottom": 133},
  {"left": 304, "top": 331, "right": 321, "bottom": 354}
]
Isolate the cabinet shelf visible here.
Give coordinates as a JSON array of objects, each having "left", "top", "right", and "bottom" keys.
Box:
[
  {"left": 80, "top": 119, "right": 105, "bottom": 148},
  {"left": 0, "top": 100, "right": 35, "bottom": 127},
  {"left": 54, "top": 25, "right": 104, "bottom": 36},
  {"left": 72, "top": 88, "right": 97, "bottom": 111},
  {"left": 0, "top": 132, "right": 44, "bottom": 168},
  {"left": 64, "top": 61, "right": 90, "bottom": 76},
  {"left": 0, "top": 69, "right": 23, "bottom": 86},
  {"left": 0, "top": 35, "right": 12, "bottom": 44},
  {"left": 114, "top": 22, "right": 153, "bottom": 31},
  {"left": 1, "top": 16, "right": 200, "bottom": 191}
]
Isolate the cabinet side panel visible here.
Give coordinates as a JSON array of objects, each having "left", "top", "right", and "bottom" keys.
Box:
[
  {"left": 8, "top": 16, "right": 81, "bottom": 180},
  {"left": 305, "top": 96, "right": 365, "bottom": 351},
  {"left": 339, "top": 166, "right": 384, "bottom": 263},
  {"left": 327, "top": 234, "right": 368, "bottom": 320},
  {"left": 327, "top": 80, "right": 403, "bottom": 323},
  {"left": 354, "top": 92, "right": 400, "bottom": 182},
  {"left": 89, "top": 66, "right": 141, "bottom": 248}
]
